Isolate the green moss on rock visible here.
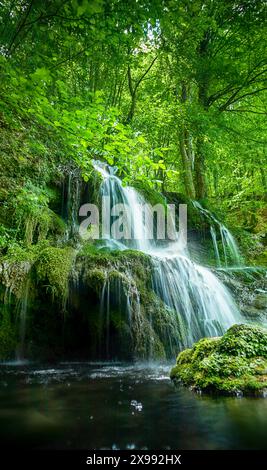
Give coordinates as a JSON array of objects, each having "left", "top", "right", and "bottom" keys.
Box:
[
  {"left": 177, "top": 348, "right": 193, "bottom": 365},
  {"left": 132, "top": 180, "right": 167, "bottom": 208},
  {"left": 85, "top": 268, "right": 106, "bottom": 294},
  {"left": 218, "top": 324, "right": 267, "bottom": 358},
  {"left": 74, "top": 244, "right": 173, "bottom": 359},
  {"left": 170, "top": 324, "right": 267, "bottom": 396},
  {"left": 35, "top": 246, "right": 76, "bottom": 302},
  {"left": 77, "top": 243, "right": 152, "bottom": 292}
]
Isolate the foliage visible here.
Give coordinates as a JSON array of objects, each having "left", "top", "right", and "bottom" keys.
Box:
[{"left": 0, "top": 0, "right": 266, "bottom": 235}]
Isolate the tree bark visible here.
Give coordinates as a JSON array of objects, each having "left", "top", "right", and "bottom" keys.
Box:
[
  {"left": 194, "top": 135, "right": 207, "bottom": 200},
  {"left": 179, "top": 128, "right": 196, "bottom": 199},
  {"left": 179, "top": 82, "right": 196, "bottom": 198}
]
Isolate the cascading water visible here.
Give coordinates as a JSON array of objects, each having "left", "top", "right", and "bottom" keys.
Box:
[
  {"left": 210, "top": 225, "right": 221, "bottom": 267},
  {"left": 17, "top": 278, "right": 30, "bottom": 360},
  {"left": 152, "top": 254, "right": 240, "bottom": 347},
  {"left": 192, "top": 200, "right": 242, "bottom": 267},
  {"left": 95, "top": 162, "right": 154, "bottom": 252},
  {"left": 92, "top": 161, "right": 242, "bottom": 351},
  {"left": 220, "top": 225, "right": 241, "bottom": 267}
]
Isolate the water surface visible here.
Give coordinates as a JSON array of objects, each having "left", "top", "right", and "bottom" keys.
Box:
[{"left": 0, "top": 362, "right": 266, "bottom": 450}]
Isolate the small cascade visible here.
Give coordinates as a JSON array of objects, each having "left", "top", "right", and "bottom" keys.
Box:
[
  {"left": 192, "top": 200, "right": 242, "bottom": 267},
  {"left": 97, "top": 267, "right": 154, "bottom": 359},
  {"left": 210, "top": 225, "right": 221, "bottom": 267},
  {"left": 100, "top": 276, "right": 111, "bottom": 358},
  {"left": 92, "top": 161, "right": 243, "bottom": 353},
  {"left": 220, "top": 225, "right": 242, "bottom": 267},
  {"left": 0, "top": 260, "right": 32, "bottom": 361},
  {"left": 17, "top": 278, "right": 30, "bottom": 360}
]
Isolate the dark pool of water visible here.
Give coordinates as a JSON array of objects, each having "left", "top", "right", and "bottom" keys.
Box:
[{"left": 0, "top": 362, "right": 266, "bottom": 450}]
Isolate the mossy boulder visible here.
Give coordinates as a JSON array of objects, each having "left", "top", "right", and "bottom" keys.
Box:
[{"left": 170, "top": 324, "right": 267, "bottom": 397}]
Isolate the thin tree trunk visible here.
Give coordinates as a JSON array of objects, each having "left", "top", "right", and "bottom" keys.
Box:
[
  {"left": 194, "top": 135, "right": 207, "bottom": 200},
  {"left": 179, "top": 128, "right": 196, "bottom": 199},
  {"left": 179, "top": 82, "right": 196, "bottom": 198}
]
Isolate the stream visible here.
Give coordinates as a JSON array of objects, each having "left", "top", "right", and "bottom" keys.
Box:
[{"left": 0, "top": 362, "right": 266, "bottom": 450}]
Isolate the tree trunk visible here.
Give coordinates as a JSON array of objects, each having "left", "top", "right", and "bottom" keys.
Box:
[
  {"left": 179, "top": 128, "right": 196, "bottom": 199},
  {"left": 179, "top": 82, "right": 196, "bottom": 199},
  {"left": 194, "top": 33, "right": 210, "bottom": 199},
  {"left": 126, "top": 91, "right": 137, "bottom": 123},
  {"left": 194, "top": 135, "right": 207, "bottom": 200}
]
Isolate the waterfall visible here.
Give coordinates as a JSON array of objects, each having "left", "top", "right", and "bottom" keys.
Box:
[
  {"left": 152, "top": 255, "right": 240, "bottom": 347},
  {"left": 92, "top": 161, "right": 242, "bottom": 351},
  {"left": 192, "top": 200, "right": 242, "bottom": 267}
]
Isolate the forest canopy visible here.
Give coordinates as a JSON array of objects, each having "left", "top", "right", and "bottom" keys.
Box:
[{"left": 0, "top": 0, "right": 266, "bottom": 234}]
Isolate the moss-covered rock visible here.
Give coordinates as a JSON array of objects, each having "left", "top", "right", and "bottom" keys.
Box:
[
  {"left": 35, "top": 246, "right": 76, "bottom": 303},
  {"left": 76, "top": 243, "right": 152, "bottom": 294},
  {"left": 0, "top": 258, "right": 32, "bottom": 297},
  {"left": 132, "top": 179, "right": 167, "bottom": 208},
  {"left": 0, "top": 240, "right": 175, "bottom": 361},
  {"left": 73, "top": 244, "right": 166, "bottom": 359},
  {"left": 170, "top": 324, "right": 267, "bottom": 397}
]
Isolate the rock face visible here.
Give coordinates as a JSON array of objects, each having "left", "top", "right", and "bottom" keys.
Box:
[
  {"left": 215, "top": 268, "right": 267, "bottom": 323},
  {"left": 0, "top": 243, "right": 186, "bottom": 361},
  {"left": 170, "top": 324, "right": 267, "bottom": 397}
]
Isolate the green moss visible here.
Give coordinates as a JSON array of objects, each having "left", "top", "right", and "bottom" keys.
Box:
[
  {"left": 198, "top": 353, "right": 251, "bottom": 377},
  {"left": 2, "top": 241, "right": 50, "bottom": 263},
  {"left": 77, "top": 244, "right": 152, "bottom": 293},
  {"left": 0, "top": 258, "right": 32, "bottom": 297},
  {"left": 252, "top": 250, "right": 267, "bottom": 267},
  {"left": 80, "top": 243, "right": 150, "bottom": 263},
  {"left": 87, "top": 169, "right": 103, "bottom": 206},
  {"left": 35, "top": 246, "right": 76, "bottom": 302},
  {"left": 86, "top": 268, "right": 106, "bottom": 294},
  {"left": 132, "top": 180, "right": 167, "bottom": 208},
  {"left": 170, "top": 364, "right": 180, "bottom": 379},
  {"left": 191, "top": 337, "right": 220, "bottom": 362},
  {"left": 218, "top": 324, "right": 267, "bottom": 358},
  {"left": 177, "top": 348, "right": 193, "bottom": 365},
  {"left": 171, "top": 324, "right": 267, "bottom": 396},
  {"left": 132, "top": 314, "right": 166, "bottom": 361}
]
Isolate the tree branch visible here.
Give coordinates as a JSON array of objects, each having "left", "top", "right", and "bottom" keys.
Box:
[
  {"left": 135, "top": 56, "right": 157, "bottom": 89},
  {"left": 220, "top": 87, "right": 267, "bottom": 111},
  {"left": 225, "top": 109, "right": 267, "bottom": 114}
]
